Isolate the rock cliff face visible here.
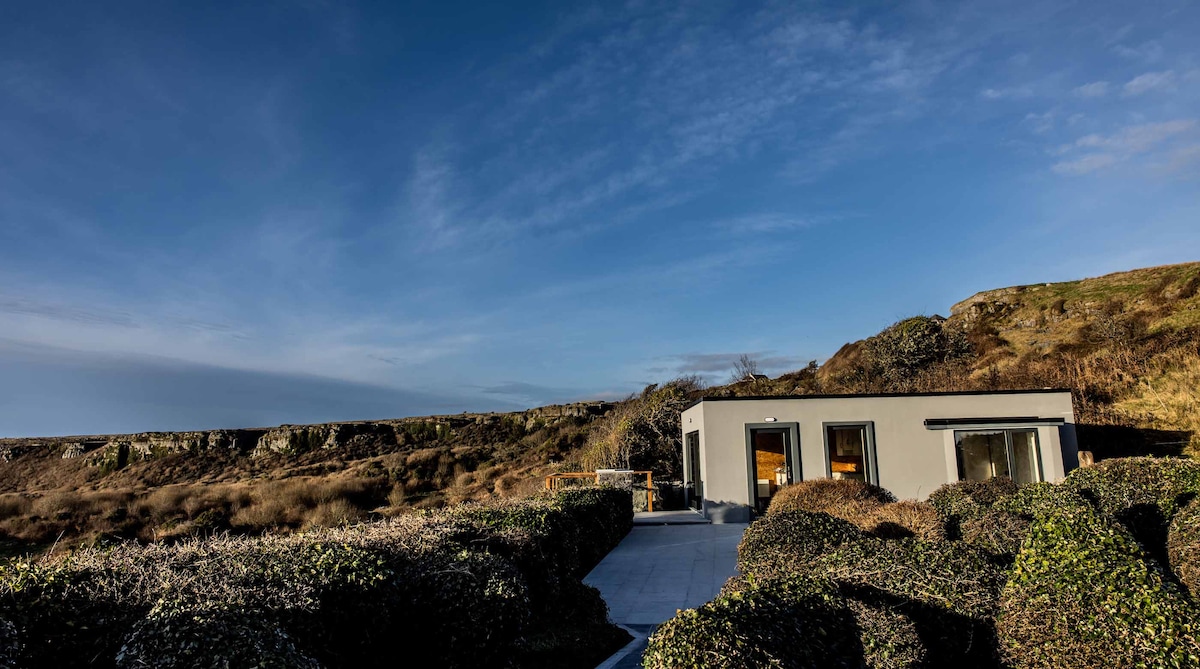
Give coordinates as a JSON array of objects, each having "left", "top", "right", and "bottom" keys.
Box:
[{"left": 0, "top": 401, "right": 617, "bottom": 470}]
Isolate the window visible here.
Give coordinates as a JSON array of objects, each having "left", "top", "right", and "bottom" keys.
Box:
[
  {"left": 955, "top": 428, "right": 1041, "bottom": 484},
  {"left": 824, "top": 423, "right": 877, "bottom": 485}
]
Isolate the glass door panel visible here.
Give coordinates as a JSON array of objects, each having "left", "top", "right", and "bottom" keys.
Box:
[
  {"left": 956, "top": 431, "right": 1010, "bottom": 481},
  {"left": 1010, "top": 429, "right": 1041, "bottom": 484},
  {"left": 751, "top": 429, "right": 789, "bottom": 514}
]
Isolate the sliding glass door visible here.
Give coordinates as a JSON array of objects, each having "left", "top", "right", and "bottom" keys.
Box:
[{"left": 954, "top": 428, "right": 1042, "bottom": 484}]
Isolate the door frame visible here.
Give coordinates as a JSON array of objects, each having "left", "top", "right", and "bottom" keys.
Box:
[
  {"left": 684, "top": 430, "right": 702, "bottom": 510},
  {"left": 744, "top": 422, "right": 801, "bottom": 516}
]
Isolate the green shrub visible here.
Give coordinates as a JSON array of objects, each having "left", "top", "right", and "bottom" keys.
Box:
[
  {"left": 767, "top": 478, "right": 896, "bottom": 519},
  {"left": 844, "top": 597, "right": 928, "bottom": 669},
  {"left": 1064, "top": 456, "right": 1200, "bottom": 558},
  {"left": 115, "top": 605, "right": 320, "bottom": 669},
  {"left": 737, "top": 511, "right": 863, "bottom": 581},
  {"left": 0, "top": 558, "right": 146, "bottom": 667},
  {"left": 927, "top": 477, "right": 1018, "bottom": 537},
  {"left": 0, "top": 487, "right": 633, "bottom": 669},
  {"left": 447, "top": 486, "right": 632, "bottom": 580},
  {"left": 391, "top": 548, "right": 530, "bottom": 667},
  {"left": 642, "top": 577, "right": 864, "bottom": 669},
  {"left": 819, "top": 538, "right": 1006, "bottom": 662},
  {"left": 0, "top": 618, "right": 17, "bottom": 669},
  {"left": 551, "top": 486, "right": 633, "bottom": 572},
  {"left": 991, "top": 482, "right": 1089, "bottom": 519},
  {"left": 1168, "top": 496, "right": 1200, "bottom": 596},
  {"left": 996, "top": 504, "right": 1200, "bottom": 668},
  {"left": 960, "top": 508, "right": 1030, "bottom": 560}
]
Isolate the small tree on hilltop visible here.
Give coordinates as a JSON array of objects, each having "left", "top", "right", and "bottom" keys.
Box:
[{"left": 730, "top": 354, "right": 762, "bottom": 384}]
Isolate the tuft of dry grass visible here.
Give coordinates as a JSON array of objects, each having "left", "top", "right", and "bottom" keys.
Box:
[
  {"left": 767, "top": 478, "right": 897, "bottom": 521},
  {"left": 856, "top": 501, "right": 946, "bottom": 541}
]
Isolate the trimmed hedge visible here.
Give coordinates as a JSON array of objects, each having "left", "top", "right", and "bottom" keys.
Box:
[
  {"left": 1168, "top": 496, "right": 1200, "bottom": 595},
  {"left": 737, "top": 510, "right": 863, "bottom": 581},
  {"left": 115, "top": 605, "right": 321, "bottom": 669},
  {"left": 996, "top": 504, "right": 1200, "bottom": 668},
  {"left": 819, "top": 538, "right": 1005, "bottom": 625},
  {"left": 643, "top": 577, "right": 865, "bottom": 669},
  {"left": 845, "top": 596, "right": 928, "bottom": 669},
  {"left": 0, "top": 618, "right": 16, "bottom": 669},
  {"left": 859, "top": 501, "right": 945, "bottom": 541},
  {"left": 735, "top": 530, "right": 1004, "bottom": 665},
  {"left": 0, "top": 486, "right": 633, "bottom": 669},
  {"left": 960, "top": 508, "right": 1029, "bottom": 560},
  {"left": 664, "top": 574, "right": 930, "bottom": 669},
  {"left": 991, "top": 481, "right": 1089, "bottom": 519},
  {"left": 1064, "top": 456, "right": 1200, "bottom": 557},
  {"left": 768, "top": 478, "right": 896, "bottom": 520},
  {"left": 927, "top": 477, "right": 1019, "bottom": 537}
]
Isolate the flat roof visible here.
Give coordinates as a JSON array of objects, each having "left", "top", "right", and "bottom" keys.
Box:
[{"left": 684, "top": 387, "right": 1071, "bottom": 411}]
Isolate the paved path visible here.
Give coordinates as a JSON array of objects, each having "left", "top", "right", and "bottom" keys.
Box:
[{"left": 584, "top": 523, "right": 747, "bottom": 668}]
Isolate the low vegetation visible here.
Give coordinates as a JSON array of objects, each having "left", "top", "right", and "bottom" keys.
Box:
[
  {"left": 0, "top": 486, "right": 633, "bottom": 669},
  {"left": 2, "top": 262, "right": 1197, "bottom": 557},
  {"left": 647, "top": 457, "right": 1200, "bottom": 668}
]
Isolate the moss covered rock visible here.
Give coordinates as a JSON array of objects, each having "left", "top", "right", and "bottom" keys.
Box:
[{"left": 996, "top": 504, "right": 1200, "bottom": 668}]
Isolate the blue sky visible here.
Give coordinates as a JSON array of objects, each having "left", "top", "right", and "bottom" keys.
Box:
[{"left": 2, "top": 1, "right": 1198, "bottom": 437}]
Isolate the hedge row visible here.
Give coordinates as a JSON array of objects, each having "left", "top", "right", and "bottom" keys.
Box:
[
  {"left": 652, "top": 458, "right": 1200, "bottom": 668},
  {"left": 0, "top": 486, "right": 633, "bottom": 669},
  {"left": 767, "top": 478, "right": 896, "bottom": 520},
  {"left": 997, "top": 503, "right": 1200, "bottom": 668},
  {"left": 1169, "top": 496, "right": 1200, "bottom": 595}
]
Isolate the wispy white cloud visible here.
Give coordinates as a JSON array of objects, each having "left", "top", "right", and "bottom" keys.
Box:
[
  {"left": 713, "top": 213, "right": 821, "bottom": 234},
  {"left": 1113, "top": 40, "right": 1165, "bottom": 63},
  {"left": 1071, "top": 119, "right": 1195, "bottom": 153},
  {"left": 1051, "top": 119, "right": 1197, "bottom": 175},
  {"left": 1051, "top": 153, "right": 1120, "bottom": 175},
  {"left": 980, "top": 86, "right": 1034, "bottom": 100},
  {"left": 1123, "top": 70, "right": 1177, "bottom": 96},
  {"left": 1073, "top": 81, "right": 1109, "bottom": 98}
]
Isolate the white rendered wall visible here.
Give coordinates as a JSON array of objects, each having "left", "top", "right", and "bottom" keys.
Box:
[{"left": 682, "top": 392, "right": 1076, "bottom": 523}]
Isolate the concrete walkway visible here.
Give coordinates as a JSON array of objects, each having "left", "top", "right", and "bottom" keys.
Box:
[
  {"left": 632, "top": 509, "right": 711, "bottom": 525},
  {"left": 585, "top": 523, "right": 747, "bottom": 668}
]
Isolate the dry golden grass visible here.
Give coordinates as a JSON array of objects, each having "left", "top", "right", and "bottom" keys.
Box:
[
  {"left": 856, "top": 501, "right": 946, "bottom": 541},
  {"left": 767, "top": 478, "right": 897, "bottom": 521}
]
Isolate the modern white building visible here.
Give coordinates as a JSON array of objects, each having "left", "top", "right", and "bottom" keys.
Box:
[{"left": 679, "top": 389, "right": 1078, "bottom": 523}]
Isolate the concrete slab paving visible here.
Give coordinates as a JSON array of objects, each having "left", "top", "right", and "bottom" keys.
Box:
[
  {"left": 584, "top": 523, "right": 746, "bottom": 626},
  {"left": 586, "top": 524, "right": 746, "bottom": 667},
  {"left": 632, "top": 509, "right": 711, "bottom": 525}
]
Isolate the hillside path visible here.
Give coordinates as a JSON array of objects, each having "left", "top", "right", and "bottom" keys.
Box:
[{"left": 584, "top": 518, "right": 746, "bottom": 668}]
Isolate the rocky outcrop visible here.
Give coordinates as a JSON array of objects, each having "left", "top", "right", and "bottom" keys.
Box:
[{"left": 1, "top": 401, "right": 617, "bottom": 469}]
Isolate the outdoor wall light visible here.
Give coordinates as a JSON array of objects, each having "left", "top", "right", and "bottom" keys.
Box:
[{"left": 764, "top": 417, "right": 777, "bottom": 422}]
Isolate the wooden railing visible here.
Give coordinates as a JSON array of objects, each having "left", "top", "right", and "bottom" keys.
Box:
[{"left": 544, "top": 470, "right": 655, "bottom": 512}]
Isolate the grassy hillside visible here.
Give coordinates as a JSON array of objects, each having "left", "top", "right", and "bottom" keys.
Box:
[
  {"left": 785, "top": 262, "right": 1199, "bottom": 457},
  {"left": 2, "top": 262, "right": 1197, "bottom": 554},
  {"left": 0, "top": 404, "right": 611, "bottom": 552}
]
